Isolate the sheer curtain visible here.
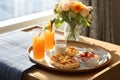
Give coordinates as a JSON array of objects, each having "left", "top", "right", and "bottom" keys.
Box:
[
  {"left": 14, "top": 0, "right": 60, "bottom": 17},
  {"left": 79, "top": 0, "right": 114, "bottom": 43},
  {"left": 0, "top": 0, "right": 60, "bottom": 21}
]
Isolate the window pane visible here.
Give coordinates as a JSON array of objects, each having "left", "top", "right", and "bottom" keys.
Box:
[{"left": 0, "top": 0, "right": 60, "bottom": 21}]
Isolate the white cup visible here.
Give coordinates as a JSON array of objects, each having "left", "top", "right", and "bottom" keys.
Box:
[{"left": 55, "top": 40, "right": 66, "bottom": 54}]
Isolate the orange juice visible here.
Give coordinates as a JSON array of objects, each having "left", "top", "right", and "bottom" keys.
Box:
[
  {"left": 45, "top": 30, "right": 54, "bottom": 50},
  {"left": 33, "top": 35, "right": 45, "bottom": 60}
]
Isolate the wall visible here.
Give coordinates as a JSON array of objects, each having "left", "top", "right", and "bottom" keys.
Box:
[{"left": 112, "top": 0, "right": 120, "bottom": 45}]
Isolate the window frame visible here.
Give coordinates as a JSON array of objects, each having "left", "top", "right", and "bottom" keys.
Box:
[{"left": 0, "top": 10, "right": 55, "bottom": 34}]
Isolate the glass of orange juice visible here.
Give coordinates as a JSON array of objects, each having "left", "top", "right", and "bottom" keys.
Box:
[
  {"left": 32, "top": 28, "right": 45, "bottom": 60},
  {"left": 45, "top": 29, "right": 54, "bottom": 51},
  {"left": 44, "top": 29, "right": 54, "bottom": 61}
]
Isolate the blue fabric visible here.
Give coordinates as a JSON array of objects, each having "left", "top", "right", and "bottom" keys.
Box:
[{"left": 0, "top": 31, "right": 35, "bottom": 80}]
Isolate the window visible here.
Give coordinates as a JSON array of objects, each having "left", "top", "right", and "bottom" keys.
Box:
[
  {"left": 0, "top": 0, "right": 60, "bottom": 34},
  {"left": 0, "top": 0, "right": 60, "bottom": 21}
]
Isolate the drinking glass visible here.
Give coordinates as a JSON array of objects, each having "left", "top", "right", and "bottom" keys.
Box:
[
  {"left": 32, "top": 28, "right": 45, "bottom": 60},
  {"left": 45, "top": 29, "right": 54, "bottom": 51},
  {"left": 55, "top": 40, "right": 66, "bottom": 54},
  {"left": 54, "top": 32, "right": 67, "bottom": 54},
  {"left": 44, "top": 29, "right": 55, "bottom": 58}
]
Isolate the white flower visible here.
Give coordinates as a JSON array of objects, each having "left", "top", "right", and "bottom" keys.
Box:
[
  {"left": 62, "top": 1, "right": 71, "bottom": 11},
  {"left": 69, "top": 1, "right": 75, "bottom": 5},
  {"left": 56, "top": 3, "right": 63, "bottom": 13}
]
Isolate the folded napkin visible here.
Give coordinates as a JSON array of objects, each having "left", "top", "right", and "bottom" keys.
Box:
[{"left": 0, "top": 31, "right": 35, "bottom": 80}]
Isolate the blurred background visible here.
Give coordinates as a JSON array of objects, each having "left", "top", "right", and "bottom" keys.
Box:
[
  {"left": 0, "top": 0, "right": 120, "bottom": 45},
  {"left": 0, "top": 0, "right": 60, "bottom": 21}
]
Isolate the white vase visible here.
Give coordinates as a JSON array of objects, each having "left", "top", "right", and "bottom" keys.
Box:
[{"left": 64, "top": 22, "right": 80, "bottom": 41}]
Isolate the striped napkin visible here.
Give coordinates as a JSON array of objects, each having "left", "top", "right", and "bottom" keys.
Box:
[{"left": 0, "top": 31, "right": 35, "bottom": 80}]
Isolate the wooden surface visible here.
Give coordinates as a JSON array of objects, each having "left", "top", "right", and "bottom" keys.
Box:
[{"left": 23, "top": 28, "right": 120, "bottom": 80}]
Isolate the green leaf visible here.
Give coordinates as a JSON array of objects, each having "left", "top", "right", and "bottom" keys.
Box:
[
  {"left": 54, "top": 3, "right": 59, "bottom": 13},
  {"left": 81, "top": 16, "right": 91, "bottom": 27},
  {"left": 53, "top": 18, "right": 63, "bottom": 29}
]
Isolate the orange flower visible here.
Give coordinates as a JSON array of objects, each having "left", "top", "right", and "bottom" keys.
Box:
[{"left": 71, "top": 2, "right": 84, "bottom": 13}]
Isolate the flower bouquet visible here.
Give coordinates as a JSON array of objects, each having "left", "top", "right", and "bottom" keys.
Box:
[{"left": 52, "top": 0, "right": 93, "bottom": 41}]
